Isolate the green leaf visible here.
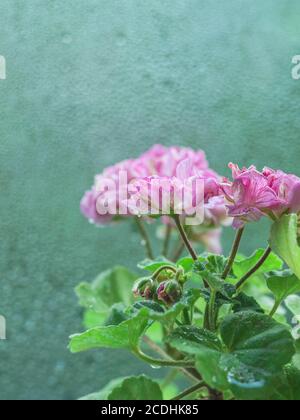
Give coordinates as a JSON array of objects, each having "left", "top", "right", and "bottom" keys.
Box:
[
  {"left": 80, "top": 376, "right": 163, "bottom": 401},
  {"left": 233, "top": 248, "right": 283, "bottom": 280},
  {"left": 137, "top": 257, "right": 175, "bottom": 272},
  {"left": 221, "top": 312, "right": 294, "bottom": 371},
  {"left": 272, "top": 365, "right": 300, "bottom": 400},
  {"left": 267, "top": 270, "right": 300, "bottom": 306},
  {"left": 167, "top": 326, "right": 222, "bottom": 353},
  {"left": 200, "top": 271, "right": 227, "bottom": 294},
  {"left": 205, "top": 255, "right": 230, "bottom": 276},
  {"left": 168, "top": 311, "right": 294, "bottom": 399},
  {"left": 107, "top": 375, "right": 163, "bottom": 401},
  {"left": 270, "top": 214, "right": 300, "bottom": 280},
  {"left": 69, "top": 311, "right": 149, "bottom": 353},
  {"left": 79, "top": 378, "right": 125, "bottom": 400},
  {"left": 232, "top": 293, "right": 264, "bottom": 314},
  {"left": 166, "top": 326, "right": 227, "bottom": 391},
  {"left": 83, "top": 310, "right": 107, "bottom": 329},
  {"left": 219, "top": 311, "right": 295, "bottom": 399},
  {"left": 176, "top": 257, "right": 195, "bottom": 272},
  {"left": 76, "top": 266, "right": 137, "bottom": 313},
  {"left": 285, "top": 295, "right": 300, "bottom": 316}
]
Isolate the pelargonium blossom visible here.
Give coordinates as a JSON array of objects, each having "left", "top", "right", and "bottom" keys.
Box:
[
  {"left": 80, "top": 145, "right": 230, "bottom": 252},
  {"left": 222, "top": 163, "right": 300, "bottom": 228}
]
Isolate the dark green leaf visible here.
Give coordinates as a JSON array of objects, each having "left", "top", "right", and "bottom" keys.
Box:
[
  {"left": 167, "top": 312, "right": 294, "bottom": 399},
  {"left": 167, "top": 326, "right": 222, "bottom": 353},
  {"left": 272, "top": 365, "right": 300, "bottom": 400},
  {"left": 232, "top": 293, "right": 264, "bottom": 314}
]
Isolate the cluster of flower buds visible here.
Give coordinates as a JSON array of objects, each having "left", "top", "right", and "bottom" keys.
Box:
[
  {"left": 132, "top": 266, "right": 185, "bottom": 306},
  {"left": 132, "top": 277, "right": 156, "bottom": 300}
]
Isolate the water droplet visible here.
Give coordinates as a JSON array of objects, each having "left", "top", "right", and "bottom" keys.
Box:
[{"left": 150, "top": 365, "right": 162, "bottom": 370}]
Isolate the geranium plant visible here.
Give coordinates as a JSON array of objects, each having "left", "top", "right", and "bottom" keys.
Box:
[{"left": 70, "top": 145, "right": 300, "bottom": 401}]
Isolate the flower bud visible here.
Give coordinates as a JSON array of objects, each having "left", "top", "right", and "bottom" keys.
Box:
[
  {"left": 157, "top": 280, "right": 182, "bottom": 306},
  {"left": 132, "top": 277, "right": 156, "bottom": 300}
]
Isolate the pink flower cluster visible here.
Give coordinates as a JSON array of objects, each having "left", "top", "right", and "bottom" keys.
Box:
[
  {"left": 222, "top": 163, "right": 300, "bottom": 228},
  {"left": 80, "top": 144, "right": 228, "bottom": 230}
]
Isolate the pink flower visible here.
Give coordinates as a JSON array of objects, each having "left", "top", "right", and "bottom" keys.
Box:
[
  {"left": 139, "top": 144, "right": 209, "bottom": 177},
  {"left": 263, "top": 168, "right": 300, "bottom": 214},
  {"left": 222, "top": 163, "right": 300, "bottom": 228},
  {"left": 80, "top": 188, "right": 113, "bottom": 225},
  {"left": 80, "top": 145, "right": 228, "bottom": 229}
]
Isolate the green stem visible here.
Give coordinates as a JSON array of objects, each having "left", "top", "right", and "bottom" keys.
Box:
[
  {"left": 222, "top": 228, "right": 245, "bottom": 279},
  {"left": 182, "top": 308, "right": 191, "bottom": 325},
  {"left": 152, "top": 265, "right": 177, "bottom": 281},
  {"left": 133, "top": 348, "right": 194, "bottom": 368},
  {"left": 143, "top": 337, "right": 198, "bottom": 382},
  {"left": 235, "top": 246, "right": 272, "bottom": 291},
  {"left": 162, "top": 224, "right": 172, "bottom": 258},
  {"left": 269, "top": 300, "right": 281, "bottom": 318},
  {"left": 171, "top": 381, "right": 205, "bottom": 401},
  {"left": 208, "top": 290, "right": 217, "bottom": 331},
  {"left": 173, "top": 215, "right": 198, "bottom": 261},
  {"left": 134, "top": 217, "right": 154, "bottom": 260}
]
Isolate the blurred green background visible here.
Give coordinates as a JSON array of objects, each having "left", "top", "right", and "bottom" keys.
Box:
[{"left": 0, "top": 0, "right": 300, "bottom": 400}]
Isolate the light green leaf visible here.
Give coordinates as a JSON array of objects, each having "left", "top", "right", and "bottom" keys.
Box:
[
  {"left": 107, "top": 375, "right": 163, "bottom": 400},
  {"left": 285, "top": 295, "right": 300, "bottom": 316},
  {"left": 76, "top": 266, "right": 137, "bottom": 313},
  {"left": 80, "top": 376, "right": 163, "bottom": 401},
  {"left": 176, "top": 257, "right": 195, "bottom": 272},
  {"left": 79, "top": 378, "right": 124, "bottom": 400},
  {"left": 233, "top": 249, "right": 283, "bottom": 280},
  {"left": 69, "top": 311, "right": 149, "bottom": 353},
  {"left": 267, "top": 270, "right": 300, "bottom": 306},
  {"left": 270, "top": 214, "right": 300, "bottom": 280},
  {"left": 137, "top": 257, "right": 175, "bottom": 272}
]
